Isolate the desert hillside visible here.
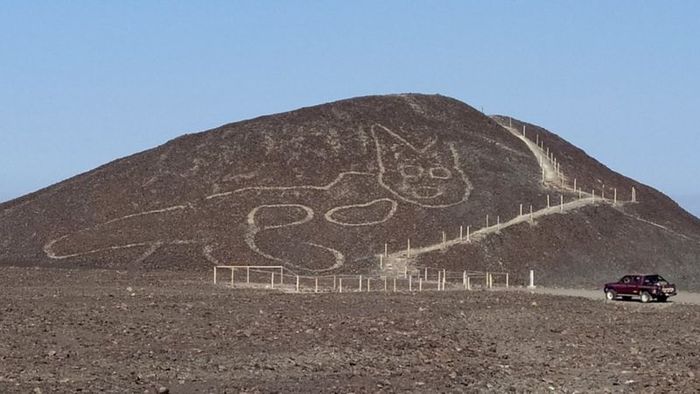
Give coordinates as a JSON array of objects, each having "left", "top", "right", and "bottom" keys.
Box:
[{"left": 0, "top": 94, "right": 698, "bottom": 288}]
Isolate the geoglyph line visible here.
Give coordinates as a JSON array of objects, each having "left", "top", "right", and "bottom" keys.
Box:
[
  {"left": 205, "top": 171, "right": 375, "bottom": 200},
  {"left": 324, "top": 198, "right": 398, "bottom": 227},
  {"left": 45, "top": 123, "right": 474, "bottom": 273}
]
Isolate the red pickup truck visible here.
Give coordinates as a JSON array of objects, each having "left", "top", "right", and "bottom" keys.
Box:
[{"left": 604, "top": 274, "right": 677, "bottom": 303}]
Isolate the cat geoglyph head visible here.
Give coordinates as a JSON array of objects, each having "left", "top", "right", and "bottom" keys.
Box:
[{"left": 371, "top": 124, "right": 473, "bottom": 208}]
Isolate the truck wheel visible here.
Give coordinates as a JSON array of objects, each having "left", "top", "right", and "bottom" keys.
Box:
[
  {"left": 605, "top": 290, "right": 616, "bottom": 301},
  {"left": 640, "top": 291, "right": 651, "bottom": 303}
]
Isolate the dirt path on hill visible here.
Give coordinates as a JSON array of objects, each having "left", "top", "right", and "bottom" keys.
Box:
[
  {"left": 381, "top": 118, "right": 695, "bottom": 279},
  {"left": 500, "top": 121, "right": 562, "bottom": 185},
  {"left": 380, "top": 119, "right": 598, "bottom": 277}
]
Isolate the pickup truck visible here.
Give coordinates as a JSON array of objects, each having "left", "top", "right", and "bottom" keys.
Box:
[{"left": 604, "top": 274, "right": 677, "bottom": 303}]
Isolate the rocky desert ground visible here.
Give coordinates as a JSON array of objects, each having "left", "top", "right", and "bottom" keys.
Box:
[{"left": 1, "top": 266, "right": 699, "bottom": 393}]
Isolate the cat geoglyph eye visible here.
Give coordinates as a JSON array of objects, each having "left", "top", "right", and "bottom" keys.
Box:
[
  {"left": 399, "top": 164, "right": 423, "bottom": 178},
  {"left": 429, "top": 167, "right": 452, "bottom": 179}
]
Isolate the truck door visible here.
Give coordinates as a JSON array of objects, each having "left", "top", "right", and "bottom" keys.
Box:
[
  {"left": 617, "top": 275, "right": 633, "bottom": 295},
  {"left": 629, "top": 275, "right": 643, "bottom": 295}
]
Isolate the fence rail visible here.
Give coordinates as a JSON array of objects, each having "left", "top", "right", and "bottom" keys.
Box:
[{"left": 214, "top": 265, "right": 508, "bottom": 293}]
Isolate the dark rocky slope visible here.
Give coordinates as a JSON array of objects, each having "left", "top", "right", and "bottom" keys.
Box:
[{"left": 0, "top": 94, "right": 698, "bottom": 288}]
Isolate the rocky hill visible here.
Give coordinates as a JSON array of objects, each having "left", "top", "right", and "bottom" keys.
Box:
[{"left": 1, "top": 94, "right": 698, "bottom": 288}]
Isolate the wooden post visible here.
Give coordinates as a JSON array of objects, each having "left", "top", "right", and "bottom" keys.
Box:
[
  {"left": 442, "top": 231, "right": 446, "bottom": 248},
  {"left": 379, "top": 254, "right": 383, "bottom": 269},
  {"left": 614, "top": 188, "right": 617, "bottom": 205},
  {"left": 339, "top": 278, "right": 343, "bottom": 293},
  {"left": 425, "top": 267, "right": 428, "bottom": 281},
  {"left": 333, "top": 275, "right": 337, "bottom": 290},
  {"left": 522, "top": 124, "right": 526, "bottom": 136},
  {"left": 384, "top": 243, "right": 388, "bottom": 257},
  {"left": 213, "top": 267, "right": 217, "bottom": 284},
  {"left": 246, "top": 267, "right": 250, "bottom": 284},
  {"left": 528, "top": 270, "right": 535, "bottom": 289},
  {"left": 393, "top": 277, "right": 397, "bottom": 292},
  {"left": 409, "top": 275, "right": 413, "bottom": 292},
  {"left": 547, "top": 195, "right": 550, "bottom": 208},
  {"left": 505, "top": 273, "right": 509, "bottom": 288},
  {"left": 485, "top": 272, "right": 489, "bottom": 287},
  {"left": 404, "top": 266, "right": 407, "bottom": 278},
  {"left": 459, "top": 225, "right": 463, "bottom": 241},
  {"left": 573, "top": 178, "right": 577, "bottom": 192},
  {"left": 367, "top": 278, "right": 371, "bottom": 292},
  {"left": 315, "top": 277, "right": 318, "bottom": 293},
  {"left": 296, "top": 275, "right": 300, "bottom": 293},
  {"left": 592, "top": 189, "right": 596, "bottom": 202},
  {"left": 419, "top": 277, "right": 422, "bottom": 292},
  {"left": 384, "top": 277, "right": 388, "bottom": 292},
  {"left": 443, "top": 269, "right": 447, "bottom": 290},
  {"left": 463, "top": 271, "right": 467, "bottom": 289},
  {"left": 632, "top": 186, "right": 636, "bottom": 202},
  {"left": 496, "top": 216, "right": 500, "bottom": 231},
  {"left": 231, "top": 268, "right": 235, "bottom": 287},
  {"left": 467, "top": 276, "right": 471, "bottom": 291},
  {"left": 407, "top": 239, "right": 411, "bottom": 257},
  {"left": 270, "top": 272, "right": 274, "bottom": 289},
  {"left": 519, "top": 203, "right": 523, "bottom": 216},
  {"left": 486, "top": 214, "right": 489, "bottom": 228},
  {"left": 560, "top": 195, "right": 564, "bottom": 212},
  {"left": 437, "top": 270, "right": 441, "bottom": 290},
  {"left": 359, "top": 275, "right": 363, "bottom": 291},
  {"left": 467, "top": 225, "right": 471, "bottom": 241}
]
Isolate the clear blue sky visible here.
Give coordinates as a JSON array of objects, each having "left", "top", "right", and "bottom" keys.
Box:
[{"left": 1, "top": 1, "right": 699, "bottom": 216}]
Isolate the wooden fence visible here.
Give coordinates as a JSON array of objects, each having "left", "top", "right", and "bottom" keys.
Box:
[{"left": 214, "top": 265, "right": 508, "bottom": 293}]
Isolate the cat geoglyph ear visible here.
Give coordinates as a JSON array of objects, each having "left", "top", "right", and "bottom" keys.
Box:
[{"left": 371, "top": 124, "right": 437, "bottom": 158}]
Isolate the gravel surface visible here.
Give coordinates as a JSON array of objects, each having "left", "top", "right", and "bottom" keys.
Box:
[
  {"left": 1, "top": 267, "right": 699, "bottom": 393},
  {"left": 519, "top": 287, "right": 700, "bottom": 305}
]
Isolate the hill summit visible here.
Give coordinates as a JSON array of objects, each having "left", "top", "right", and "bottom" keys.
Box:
[{"left": 1, "top": 94, "right": 699, "bottom": 288}]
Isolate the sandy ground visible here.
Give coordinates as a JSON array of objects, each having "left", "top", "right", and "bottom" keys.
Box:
[
  {"left": 1, "top": 267, "right": 699, "bottom": 393},
  {"left": 518, "top": 287, "right": 700, "bottom": 305}
]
